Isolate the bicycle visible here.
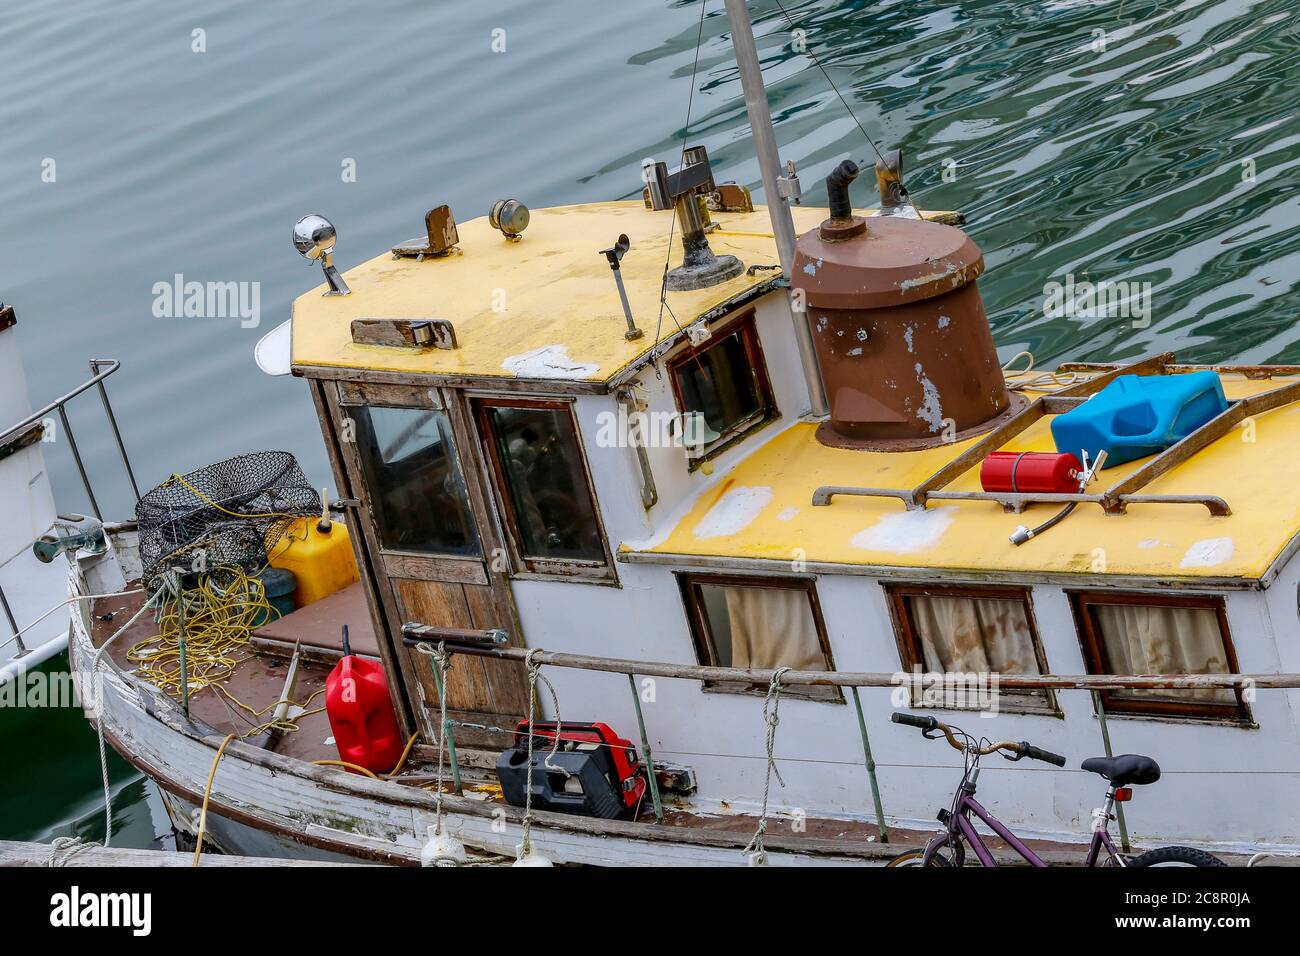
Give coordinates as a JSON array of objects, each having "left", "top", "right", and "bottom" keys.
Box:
[{"left": 885, "top": 712, "right": 1225, "bottom": 867}]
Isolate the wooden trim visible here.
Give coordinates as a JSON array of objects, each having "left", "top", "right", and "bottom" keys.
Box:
[
  {"left": 883, "top": 582, "right": 1058, "bottom": 714},
  {"left": 382, "top": 551, "right": 488, "bottom": 586},
  {"left": 305, "top": 377, "right": 417, "bottom": 736},
  {"left": 1055, "top": 362, "right": 1300, "bottom": 381},
  {"left": 618, "top": 548, "right": 1264, "bottom": 591},
  {"left": 676, "top": 572, "right": 842, "bottom": 703},
  {"left": 665, "top": 308, "right": 779, "bottom": 470},
  {"left": 293, "top": 363, "right": 610, "bottom": 396},
  {"left": 318, "top": 379, "right": 443, "bottom": 737},
  {"left": 605, "top": 278, "right": 786, "bottom": 390},
  {"left": 338, "top": 380, "right": 442, "bottom": 409},
  {"left": 471, "top": 396, "right": 617, "bottom": 583},
  {"left": 1068, "top": 590, "right": 1251, "bottom": 722}
]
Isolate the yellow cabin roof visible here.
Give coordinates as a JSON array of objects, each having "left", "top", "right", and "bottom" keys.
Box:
[
  {"left": 290, "top": 201, "right": 953, "bottom": 384},
  {"left": 625, "top": 375, "right": 1300, "bottom": 584}
]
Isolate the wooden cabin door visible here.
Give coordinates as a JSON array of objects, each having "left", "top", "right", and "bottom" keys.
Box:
[{"left": 326, "top": 381, "right": 529, "bottom": 739}]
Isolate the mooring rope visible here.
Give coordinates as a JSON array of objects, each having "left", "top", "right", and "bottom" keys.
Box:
[
  {"left": 520, "top": 648, "right": 563, "bottom": 859},
  {"left": 743, "top": 666, "right": 792, "bottom": 865},
  {"left": 90, "top": 585, "right": 167, "bottom": 848},
  {"left": 47, "top": 836, "right": 94, "bottom": 867},
  {"left": 413, "top": 641, "right": 454, "bottom": 836}
]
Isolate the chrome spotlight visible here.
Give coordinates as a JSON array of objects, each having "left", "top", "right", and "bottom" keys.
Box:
[
  {"left": 293, "top": 214, "right": 351, "bottom": 296},
  {"left": 489, "top": 199, "right": 530, "bottom": 241}
]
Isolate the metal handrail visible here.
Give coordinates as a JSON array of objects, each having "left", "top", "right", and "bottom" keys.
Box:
[
  {"left": 0, "top": 359, "right": 138, "bottom": 520},
  {"left": 1, "top": 359, "right": 137, "bottom": 656}
]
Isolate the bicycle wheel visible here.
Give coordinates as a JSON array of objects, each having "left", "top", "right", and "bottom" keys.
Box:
[
  {"left": 886, "top": 848, "right": 954, "bottom": 867},
  {"left": 1128, "top": 846, "right": 1226, "bottom": 867}
]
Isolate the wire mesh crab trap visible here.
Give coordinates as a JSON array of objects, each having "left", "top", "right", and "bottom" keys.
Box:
[{"left": 135, "top": 451, "right": 321, "bottom": 589}]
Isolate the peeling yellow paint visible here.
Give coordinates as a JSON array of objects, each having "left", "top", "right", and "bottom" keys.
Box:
[
  {"left": 290, "top": 201, "right": 955, "bottom": 382},
  {"left": 630, "top": 377, "right": 1300, "bottom": 581}
]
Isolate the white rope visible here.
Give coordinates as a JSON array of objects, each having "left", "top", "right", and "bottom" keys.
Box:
[
  {"left": 743, "top": 666, "right": 791, "bottom": 865},
  {"left": 1002, "top": 350, "right": 1081, "bottom": 393},
  {"left": 89, "top": 586, "right": 166, "bottom": 847},
  {"left": 47, "top": 835, "right": 94, "bottom": 867},
  {"left": 414, "top": 641, "right": 452, "bottom": 834},
  {"left": 520, "top": 648, "right": 562, "bottom": 858}
]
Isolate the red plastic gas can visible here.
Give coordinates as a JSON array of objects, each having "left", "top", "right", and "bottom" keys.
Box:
[
  {"left": 325, "top": 636, "right": 404, "bottom": 774},
  {"left": 980, "top": 451, "right": 1083, "bottom": 494}
]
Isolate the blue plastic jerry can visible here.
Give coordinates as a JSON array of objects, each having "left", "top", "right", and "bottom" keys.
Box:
[{"left": 1050, "top": 371, "right": 1228, "bottom": 469}]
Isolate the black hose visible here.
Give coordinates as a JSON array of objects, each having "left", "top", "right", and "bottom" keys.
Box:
[{"left": 826, "top": 160, "right": 860, "bottom": 219}]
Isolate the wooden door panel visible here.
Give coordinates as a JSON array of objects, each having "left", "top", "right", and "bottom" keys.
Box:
[
  {"left": 463, "top": 582, "right": 530, "bottom": 715},
  {"left": 395, "top": 579, "right": 496, "bottom": 714}
]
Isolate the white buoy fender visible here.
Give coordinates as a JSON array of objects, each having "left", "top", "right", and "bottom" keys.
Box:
[
  {"left": 420, "top": 825, "right": 467, "bottom": 867},
  {"left": 512, "top": 843, "right": 554, "bottom": 867}
]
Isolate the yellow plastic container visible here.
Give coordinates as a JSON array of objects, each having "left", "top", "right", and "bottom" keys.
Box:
[{"left": 268, "top": 517, "right": 359, "bottom": 608}]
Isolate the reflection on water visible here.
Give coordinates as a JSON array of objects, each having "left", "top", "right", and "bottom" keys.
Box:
[{"left": 1, "top": 0, "right": 1296, "bottom": 846}]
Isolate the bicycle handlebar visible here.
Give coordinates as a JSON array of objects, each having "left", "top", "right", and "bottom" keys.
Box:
[
  {"left": 1014, "top": 742, "right": 1067, "bottom": 767},
  {"left": 890, "top": 712, "right": 938, "bottom": 731},
  {"left": 891, "top": 712, "right": 1066, "bottom": 766}
]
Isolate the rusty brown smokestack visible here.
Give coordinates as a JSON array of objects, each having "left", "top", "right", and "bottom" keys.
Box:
[{"left": 791, "top": 159, "right": 1023, "bottom": 450}]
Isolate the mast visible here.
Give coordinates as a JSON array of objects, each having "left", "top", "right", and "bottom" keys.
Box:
[{"left": 722, "top": 0, "right": 828, "bottom": 417}]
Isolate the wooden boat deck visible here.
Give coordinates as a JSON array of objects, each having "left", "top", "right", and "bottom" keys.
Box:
[{"left": 90, "top": 589, "right": 339, "bottom": 764}]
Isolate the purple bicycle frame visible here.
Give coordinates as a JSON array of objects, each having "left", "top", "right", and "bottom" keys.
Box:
[{"left": 930, "top": 791, "right": 1120, "bottom": 867}]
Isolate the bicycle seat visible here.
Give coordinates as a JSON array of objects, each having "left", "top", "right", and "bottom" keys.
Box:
[{"left": 1080, "top": 754, "right": 1161, "bottom": 786}]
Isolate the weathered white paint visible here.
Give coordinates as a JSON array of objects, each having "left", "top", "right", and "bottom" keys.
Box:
[
  {"left": 1180, "top": 537, "right": 1235, "bottom": 568},
  {"left": 692, "top": 486, "right": 773, "bottom": 539},
  {"left": 849, "top": 506, "right": 958, "bottom": 554},
  {"left": 501, "top": 289, "right": 1300, "bottom": 853},
  {"left": 502, "top": 344, "right": 599, "bottom": 379},
  {"left": 0, "top": 325, "right": 64, "bottom": 675}
]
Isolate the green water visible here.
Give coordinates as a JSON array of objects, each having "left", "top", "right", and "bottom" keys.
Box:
[
  {"left": 2, "top": 0, "right": 1297, "bottom": 846},
  {"left": 0, "top": 656, "right": 169, "bottom": 846}
]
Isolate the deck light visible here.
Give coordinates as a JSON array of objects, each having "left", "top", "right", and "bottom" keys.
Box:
[
  {"left": 489, "top": 199, "right": 530, "bottom": 241},
  {"left": 293, "top": 214, "right": 351, "bottom": 296}
]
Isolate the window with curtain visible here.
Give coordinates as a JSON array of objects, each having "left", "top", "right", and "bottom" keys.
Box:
[
  {"left": 1072, "top": 592, "right": 1247, "bottom": 721},
  {"left": 887, "top": 585, "right": 1055, "bottom": 713},
  {"left": 668, "top": 312, "right": 776, "bottom": 466},
  {"left": 679, "top": 575, "right": 839, "bottom": 702}
]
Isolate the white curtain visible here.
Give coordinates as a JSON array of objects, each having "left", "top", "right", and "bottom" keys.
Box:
[
  {"left": 722, "top": 586, "right": 825, "bottom": 672},
  {"left": 910, "top": 596, "right": 1039, "bottom": 676},
  {"left": 1094, "top": 604, "right": 1233, "bottom": 704}
]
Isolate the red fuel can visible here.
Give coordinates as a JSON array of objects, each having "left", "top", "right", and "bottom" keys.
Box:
[
  {"left": 325, "top": 627, "right": 404, "bottom": 774},
  {"left": 980, "top": 451, "right": 1083, "bottom": 494}
]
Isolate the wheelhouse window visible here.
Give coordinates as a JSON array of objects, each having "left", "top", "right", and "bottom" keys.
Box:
[
  {"left": 1071, "top": 592, "right": 1248, "bottom": 722},
  {"left": 886, "top": 584, "right": 1055, "bottom": 714},
  {"left": 349, "top": 405, "right": 479, "bottom": 556},
  {"left": 678, "top": 574, "right": 839, "bottom": 702},
  {"left": 475, "top": 398, "right": 612, "bottom": 578},
  {"left": 668, "top": 311, "right": 776, "bottom": 466}
]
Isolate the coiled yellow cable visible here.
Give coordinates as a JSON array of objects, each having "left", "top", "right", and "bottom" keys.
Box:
[{"left": 127, "top": 565, "right": 278, "bottom": 699}]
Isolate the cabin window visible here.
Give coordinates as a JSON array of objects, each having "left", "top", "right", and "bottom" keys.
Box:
[
  {"left": 474, "top": 398, "right": 612, "bottom": 579},
  {"left": 886, "top": 584, "right": 1056, "bottom": 714},
  {"left": 678, "top": 574, "right": 840, "bottom": 702},
  {"left": 668, "top": 311, "right": 776, "bottom": 467},
  {"left": 1071, "top": 592, "right": 1248, "bottom": 722},
  {"left": 349, "top": 405, "right": 479, "bottom": 556}
]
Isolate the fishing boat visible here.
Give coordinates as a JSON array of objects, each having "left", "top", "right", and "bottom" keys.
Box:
[{"left": 59, "top": 1, "right": 1300, "bottom": 866}]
